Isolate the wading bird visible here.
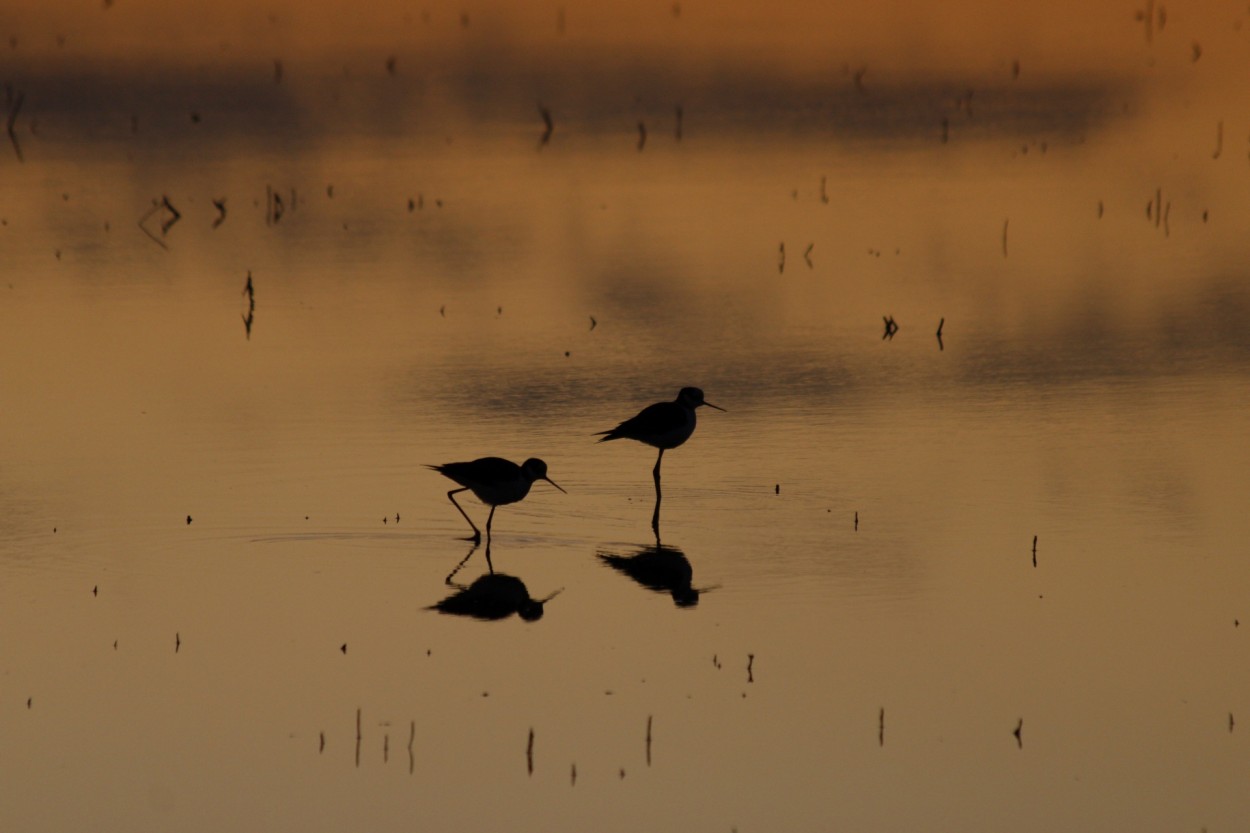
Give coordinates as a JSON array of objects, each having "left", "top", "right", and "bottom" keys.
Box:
[
  {"left": 428, "top": 457, "right": 565, "bottom": 544},
  {"left": 596, "top": 387, "right": 724, "bottom": 534}
]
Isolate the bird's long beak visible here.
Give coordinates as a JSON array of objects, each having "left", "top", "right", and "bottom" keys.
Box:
[
  {"left": 538, "top": 588, "right": 564, "bottom": 603},
  {"left": 545, "top": 477, "right": 568, "bottom": 494},
  {"left": 703, "top": 401, "right": 726, "bottom": 412}
]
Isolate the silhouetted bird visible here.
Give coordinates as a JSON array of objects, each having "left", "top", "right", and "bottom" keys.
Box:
[
  {"left": 427, "top": 573, "right": 560, "bottom": 621},
  {"left": 596, "top": 387, "right": 723, "bottom": 533},
  {"left": 428, "top": 457, "right": 565, "bottom": 544}
]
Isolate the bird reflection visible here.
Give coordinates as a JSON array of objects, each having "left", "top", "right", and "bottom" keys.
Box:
[
  {"left": 428, "top": 543, "right": 561, "bottom": 622},
  {"left": 596, "top": 540, "right": 714, "bottom": 607}
]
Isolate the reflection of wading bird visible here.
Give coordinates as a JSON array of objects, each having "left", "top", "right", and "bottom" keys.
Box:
[
  {"left": 429, "top": 543, "right": 562, "bottom": 621},
  {"left": 428, "top": 572, "right": 561, "bottom": 621},
  {"left": 596, "top": 387, "right": 724, "bottom": 534},
  {"left": 428, "top": 457, "right": 565, "bottom": 544}
]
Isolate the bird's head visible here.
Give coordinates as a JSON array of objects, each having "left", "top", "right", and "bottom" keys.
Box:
[
  {"left": 521, "top": 458, "right": 567, "bottom": 493},
  {"left": 678, "top": 387, "right": 725, "bottom": 412}
]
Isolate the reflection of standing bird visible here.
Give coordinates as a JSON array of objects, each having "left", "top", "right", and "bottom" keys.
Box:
[
  {"left": 598, "top": 542, "right": 709, "bottom": 607},
  {"left": 427, "top": 573, "right": 559, "bottom": 621},
  {"left": 596, "top": 387, "right": 724, "bottom": 534},
  {"left": 428, "top": 457, "right": 565, "bottom": 544}
]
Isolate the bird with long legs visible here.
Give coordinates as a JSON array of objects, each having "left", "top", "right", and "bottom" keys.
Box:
[
  {"left": 596, "top": 387, "right": 724, "bottom": 535},
  {"left": 428, "top": 457, "right": 565, "bottom": 544}
]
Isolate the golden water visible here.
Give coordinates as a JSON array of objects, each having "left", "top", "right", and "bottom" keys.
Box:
[{"left": 2, "top": 3, "right": 1249, "bottom": 831}]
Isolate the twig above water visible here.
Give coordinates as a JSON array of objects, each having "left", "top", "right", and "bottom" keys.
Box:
[
  {"left": 882, "top": 316, "right": 898, "bottom": 340},
  {"left": 538, "top": 104, "right": 553, "bottom": 147},
  {"left": 6, "top": 90, "right": 23, "bottom": 162}
]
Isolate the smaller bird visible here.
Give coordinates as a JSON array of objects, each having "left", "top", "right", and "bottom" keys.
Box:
[
  {"left": 596, "top": 387, "right": 724, "bottom": 533},
  {"left": 428, "top": 457, "right": 565, "bottom": 544}
]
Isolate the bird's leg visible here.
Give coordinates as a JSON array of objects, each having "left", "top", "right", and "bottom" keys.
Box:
[
  {"left": 651, "top": 448, "right": 664, "bottom": 535},
  {"left": 444, "top": 543, "right": 478, "bottom": 586},
  {"left": 485, "top": 505, "right": 497, "bottom": 544},
  {"left": 483, "top": 541, "right": 494, "bottom": 574},
  {"left": 447, "top": 488, "right": 482, "bottom": 544}
]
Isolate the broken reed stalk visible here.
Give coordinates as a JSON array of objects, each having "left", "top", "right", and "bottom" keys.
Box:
[
  {"left": 527, "top": 728, "right": 535, "bottom": 776},
  {"left": 6, "top": 90, "right": 23, "bottom": 162},
  {"left": 879, "top": 708, "right": 885, "bottom": 746},
  {"left": 137, "top": 201, "right": 169, "bottom": 250},
  {"left": 538, "top": 105, "right": 553, "bottom": 146},
  {"left": 159, "top": 196, "right": 181, "bottom": 234},
  {"left": 5, "top": 91, "right": 22, "bottom": 131},
  {"left": 646, "top": 715, "right": 653, "bottom": 766}
]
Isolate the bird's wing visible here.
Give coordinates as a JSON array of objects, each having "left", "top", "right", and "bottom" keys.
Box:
[
  {"left": 431, "top": 457, "right": 518, "bottom": 485},
  {"left": 598, "top": 402, "right": 683, "bottom": 441}
]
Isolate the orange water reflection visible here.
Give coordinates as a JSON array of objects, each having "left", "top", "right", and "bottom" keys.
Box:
[{"left": 3, "top": 6, "right": 1250, "bottom": 833}]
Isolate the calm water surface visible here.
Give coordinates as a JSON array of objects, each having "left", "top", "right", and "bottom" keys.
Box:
[{"left": 2, "top": 12, "right": 1250, "bottom": 831}]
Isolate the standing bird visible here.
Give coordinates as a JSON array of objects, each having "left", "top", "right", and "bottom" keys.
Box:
[
  {"left": 596, "top": 387, "right": 724, "bottom": 534},
  {"left": 428, "top": 457, "right": 565, "bottom": 544}
]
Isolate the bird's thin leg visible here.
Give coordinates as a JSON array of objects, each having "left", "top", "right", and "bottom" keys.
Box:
[
  {"left": 484, "top": 541, "right": 494, "bottom": 574},
  {"left": 447, "top": 488, "right": 482, "bottom": 544},
  {"left": 651, "top": 448, "right": 664, "bottom": 535},
  {"left": 485, "top": 505, "right": 497, "bottom": 544},
  {"left": 444, "top": 543, "right": 478, "bottom": 586}
]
